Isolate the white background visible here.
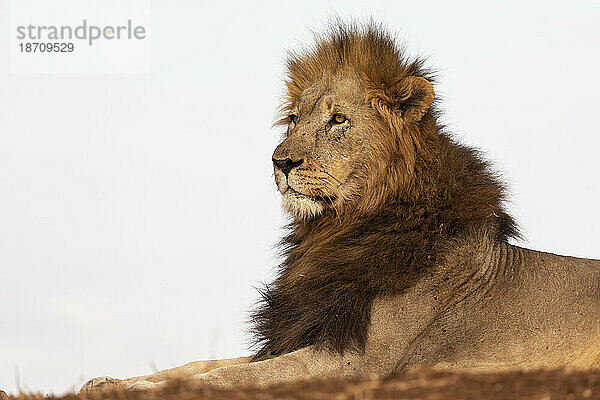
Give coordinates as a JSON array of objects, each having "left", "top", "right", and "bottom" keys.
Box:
[{"left": 1, "top": 0, "right": 599, "bottom": 395}]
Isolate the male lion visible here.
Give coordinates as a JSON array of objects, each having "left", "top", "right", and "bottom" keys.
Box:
[{"left": 82, "top": 22, "right": 600, "bottom": 392}]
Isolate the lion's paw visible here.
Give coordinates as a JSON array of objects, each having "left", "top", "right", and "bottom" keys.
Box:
[{"left": 80, "top": 376, "right": 126, "bottom": 393}]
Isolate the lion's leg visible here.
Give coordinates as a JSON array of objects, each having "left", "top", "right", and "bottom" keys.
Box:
[
  {"left": 181, "top": 347, "right": 364, "bottom": 389},
  {"left": 133, "top": 356, "right": 252, "bottom": 383},
  {"left": 80, "top": 356, "right": 251, "bottom": 392},
  {"left": 125, "top": 347, "right": 365, "bottom": 391}
]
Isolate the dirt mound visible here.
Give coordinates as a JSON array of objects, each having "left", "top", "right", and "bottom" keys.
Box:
[{"left": 3, "top": 368, "right": 600, "bottom": 400}]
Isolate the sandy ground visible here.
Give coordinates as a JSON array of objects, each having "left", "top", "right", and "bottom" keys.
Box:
[{"left": 2, "top": 368, "right": 600, "bottom": 400}]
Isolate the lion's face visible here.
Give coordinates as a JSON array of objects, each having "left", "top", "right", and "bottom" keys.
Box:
[{"left": 272, "top": 73, "right": 378, "bottom": 220}]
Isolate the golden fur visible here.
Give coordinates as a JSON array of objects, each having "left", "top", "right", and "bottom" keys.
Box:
[
  {"left": 255, "top": 21, "right": 517, "bottom": 359},
  {"left": 81, "top": 21, "right": 600, "bottom": 394}
]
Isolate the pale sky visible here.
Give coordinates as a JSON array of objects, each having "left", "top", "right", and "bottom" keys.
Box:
[{"left": 0, "top": 0, "right": 598, "bottom": 395}]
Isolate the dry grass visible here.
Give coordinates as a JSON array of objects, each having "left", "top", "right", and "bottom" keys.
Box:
[{"left": 3, "top": 368, "right": 600, "bottom": 400}]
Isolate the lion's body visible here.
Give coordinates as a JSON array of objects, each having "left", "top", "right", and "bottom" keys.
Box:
[
  {"left": 81, "top": 21, "right": 600, "bottom": 393},
  {"left": 368, "top": 242, "right": 600, "bottom": 374}
]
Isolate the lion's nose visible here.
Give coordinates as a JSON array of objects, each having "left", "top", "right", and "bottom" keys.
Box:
[{"left": 272, "top": 157, "right": 303, "bottom": 177}]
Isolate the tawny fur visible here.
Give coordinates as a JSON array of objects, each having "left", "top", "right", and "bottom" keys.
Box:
[
  {"left": 252, "top": 21, "right": 517, "bottom": 360},
  {"left": 80, "top": 21, "right": 599, "bottom": 394}
]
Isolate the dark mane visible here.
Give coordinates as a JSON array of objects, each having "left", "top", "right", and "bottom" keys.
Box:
[{"left": 251, "top": 21, "right": 519, "bottom": 361}]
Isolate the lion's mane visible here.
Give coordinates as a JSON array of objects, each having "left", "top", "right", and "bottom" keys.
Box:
[{"left": 251, "top": 21, "right": 519, "bottom": 361}]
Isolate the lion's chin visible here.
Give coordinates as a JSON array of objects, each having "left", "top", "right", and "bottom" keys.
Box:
[{"left": 281, "top": 190, "right": 325, "bottom": 220}]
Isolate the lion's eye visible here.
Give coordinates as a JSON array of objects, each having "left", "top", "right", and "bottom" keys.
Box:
[
  {"left": 289, "top": 114, "right": 298, "bottom": 127},
  {"left": 331, "top": 114, "right": 347, "bottom": 124}
]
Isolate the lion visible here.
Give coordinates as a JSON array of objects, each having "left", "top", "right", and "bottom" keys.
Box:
[{"left": 81, "top": 21, "right": 600, "bottom": 392}]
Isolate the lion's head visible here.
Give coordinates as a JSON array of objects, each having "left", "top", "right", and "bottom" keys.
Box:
[
  {"left": 254, "top": 22, "right": 519, "bottom": 361},
  {"left": 272, "top": 23, "right": 436, "bottom": 220}
]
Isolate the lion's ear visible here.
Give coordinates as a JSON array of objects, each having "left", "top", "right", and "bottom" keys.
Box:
[{"left": 392, "top": 76, "right": 434, "bottom": 123}]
